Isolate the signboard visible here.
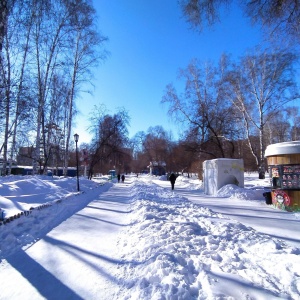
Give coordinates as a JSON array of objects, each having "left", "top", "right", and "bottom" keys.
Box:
[
  {"left": 273, "top": 190, "right": 291, "bottom": 209},
  {"left": 269, "top": 164, "right": 300, "bottom": 189}
]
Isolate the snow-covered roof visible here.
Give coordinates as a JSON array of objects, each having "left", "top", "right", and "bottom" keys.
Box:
[{"left": 265, "top": 141, "right": 300, "bottom": 156}]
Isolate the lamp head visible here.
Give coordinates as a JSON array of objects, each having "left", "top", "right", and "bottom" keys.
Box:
[{"left": 74, "top": 133, "right": 79, "bottom": 142}]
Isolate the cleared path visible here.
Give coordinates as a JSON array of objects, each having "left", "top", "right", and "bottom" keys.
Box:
[{"left": 0, "top": 179, "right": 134, "bottom": 300}]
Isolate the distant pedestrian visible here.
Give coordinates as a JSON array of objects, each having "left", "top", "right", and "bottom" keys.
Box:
[
  {"left": 121, "top": 174, "right": 125, "bottom": 183},
  {"left": 117, "top": 174, "right": 121, "bottom": 183},
  {"left": 169, "top": 173, "right": 177, "bottom": 190},
  {"left": 0, "top": 208, "right": 4, "bottom": 221}
]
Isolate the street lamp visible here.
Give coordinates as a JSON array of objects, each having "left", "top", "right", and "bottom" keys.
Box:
[{"left": 74, "top": 133, "right": 80, "bottom": 191}]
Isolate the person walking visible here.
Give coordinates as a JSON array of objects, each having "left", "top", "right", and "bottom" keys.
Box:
[
  {"left": 169, "top": 173, "right": 177, "bottom": 190},
  {"left": 0, "top": 208, "right": 4, "bottom": 221},
  {"left": 121, "top": 174, "right": 125, "bottom": 183},
  {"left": 117, "top": 174, "right": 121, "bottom": 183}
]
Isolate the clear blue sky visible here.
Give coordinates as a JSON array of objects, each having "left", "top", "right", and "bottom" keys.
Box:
[{"left": 74, "top": 0, "right": 264, "bottom": 145}]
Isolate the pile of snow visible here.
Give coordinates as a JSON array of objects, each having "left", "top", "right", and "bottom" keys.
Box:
[
  {"left": 174, "top": 175, "right": 202, "bottom": 190},
  {"left": 216, "top": 184, "right": 268, "bottom": 201},
  {"left": 0, "top": 175, "right": 105, "bottom": 216}
]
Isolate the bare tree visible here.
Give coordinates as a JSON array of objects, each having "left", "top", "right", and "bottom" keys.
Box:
[
  {"left": 0, "top": 0, "right": 9, "bottom": 174},
  {"left": 131, "top": 131, "right": 146, "bottom": 158},
  {"left": 168, "top": 141, "right": 197, "bottom": 175},
  {"left": 0, "top": 0, "right": 31, "bottom": 174},
  {"left": 162, "top": 58, "right": 240, "bottom": 159},
  {"left": 244, "top": 0, "right": 300, "bottom": 41},
  {"left": 130, "top": 131, "right": 149, "bottom": 173},
  {"left": 179, "top": 0, "right": 300, "bottom": 41},
  {"left": 87, "top": 106, "right": 130, "bottom": 179},
  {"left": 179, "top": 0, "right": 230, "bottom": 32},
  {"left": 0, "top": 0, "right": 8, "bottom": 63},
  {"left": 62, "top": 0, "right": 108, "bottom": 176},
  {"left": 142, "top": 126, "right": 170, "bottom": 163},
  {"left": 265, "top": 108, "right": 297, "bottom": 144},
  {"left": 224, "top": 48, "right": 299, "bottom": 174},
  {"left": 2, "top": 1, "right": 36, "bottom": 174},
  {"left": 286, "top": 106, "right": 300, "bottom": 141}
]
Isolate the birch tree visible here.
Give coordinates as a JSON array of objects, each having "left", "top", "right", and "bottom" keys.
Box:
[
  {"left": 0, "top": 0, "right": 107, "bottom": 175},
  {"left": 62, "top": 0, "right": 107, "bottom": 176},
  {"left": 0, "top": 0, "right": 8, "bottom": 173},
  {"left": 28, "top": 0, "right": 80, "bottom": 174},
  {"left": 0, "top": 0, "right": 34, "bottom": 174},
  {"left": 225, "top": 49, "right": 299, "bottom": 174},
  {"left": 1, "top": 1, "right": 36, "bottom": 175}
]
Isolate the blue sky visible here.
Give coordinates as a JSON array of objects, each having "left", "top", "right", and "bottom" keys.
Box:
[{"left": 74, "top": 0, "right": 264, "bottom": 144}]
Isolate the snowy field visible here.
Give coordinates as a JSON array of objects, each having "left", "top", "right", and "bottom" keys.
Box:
[{"left": 0, "top": 173, "right": 300, "bottom": 299}]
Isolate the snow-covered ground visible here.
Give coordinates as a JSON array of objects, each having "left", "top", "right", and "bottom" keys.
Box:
[{"left": 0, "top": 173, "right": 300, "bottom": 299}]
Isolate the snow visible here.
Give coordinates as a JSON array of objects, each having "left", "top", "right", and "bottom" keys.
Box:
[
  {"left": 1, "top": 173, "right": 300, "bottom": 299},
  {"left": 265, "top": 140, "right": 300, "bottom": 156}
]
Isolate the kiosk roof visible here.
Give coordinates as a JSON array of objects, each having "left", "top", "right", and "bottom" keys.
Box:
[{"left": 265, "top": 141, "right": 300, "bottom": 156}]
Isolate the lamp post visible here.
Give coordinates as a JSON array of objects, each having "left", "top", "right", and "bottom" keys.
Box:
[{"left": 74, "top": 133, "right": 80, "bottom": 191}]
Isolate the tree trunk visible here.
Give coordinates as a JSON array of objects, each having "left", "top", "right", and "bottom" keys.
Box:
[
  {"left": 9, "top": 21, "right": 32, "bottom": 168},
  {"left": 64, "top": 30, "right": 81, "bottom": 175}
]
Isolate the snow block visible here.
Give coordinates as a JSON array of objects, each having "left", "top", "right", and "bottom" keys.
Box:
[{"left": 203, "top": 158, "right": 244, "bottom": 195}]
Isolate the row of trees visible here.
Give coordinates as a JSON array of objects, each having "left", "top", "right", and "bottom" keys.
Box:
[
  {"left": 80, "top": 76, "right": 300, "bottom": 179},
  {"left": 162, "top": 49, "right": 300, "bottom": 175},
  {"left": 0, "top": 0, "right": 106, "bottom": 175},
  {"left": 171, "top": 0, "right": 300, "bottom": 175},
  {"left": 8, "top": 57, "right": 300, "bottom": 179}
]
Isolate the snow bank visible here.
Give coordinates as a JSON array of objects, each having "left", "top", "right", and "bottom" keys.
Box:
[
  {"left": 217, "top": 184, "right": 267, "bottom": 201},
  {"left": 0, "top": 176, "right": 111, "bottom": 258}
]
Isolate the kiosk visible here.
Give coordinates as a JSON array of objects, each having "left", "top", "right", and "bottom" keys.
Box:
[{"left": 265, "top": 141, "right": 300, "bottom": 211}]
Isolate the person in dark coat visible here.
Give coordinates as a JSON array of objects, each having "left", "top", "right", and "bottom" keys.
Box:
[
  {"left": 117, "top": 174, "right": 121, "bottom": 183},
  {"left": 121, "top": 174, "right": 125, "bottom": 183},
  {"left": 169, "top": 173, "right": 177, "bottom": 190}
]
